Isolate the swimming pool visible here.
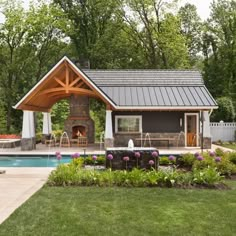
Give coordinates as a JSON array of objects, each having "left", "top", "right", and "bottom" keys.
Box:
[{"left": 0, "top": 155, "right": 73, "bottom": 167}]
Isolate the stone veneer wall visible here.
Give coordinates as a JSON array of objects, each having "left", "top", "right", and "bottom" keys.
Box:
[
  {"left": 64, "top": 118, "right": 94, "bottom": 143},
  {"left": 64, "top": 95, "right": 95, "bottom": 143},
  {"left": 114, "top": 133, "right": 185, "bottom": 147}
]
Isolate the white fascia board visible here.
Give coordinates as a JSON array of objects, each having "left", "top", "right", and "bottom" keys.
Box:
[{"left": 113, "top": 106, "right": 218, "bottom": 110}]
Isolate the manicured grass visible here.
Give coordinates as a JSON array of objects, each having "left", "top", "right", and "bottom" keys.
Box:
[
  {"left": 0, "top": 182, "right": 236, "bottom": 236},
  {"left": 220, "top": 143, "right": 236, "bottom": 150}
]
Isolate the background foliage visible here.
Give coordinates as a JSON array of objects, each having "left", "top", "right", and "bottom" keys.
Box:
[{"left": 0, "top": 0, "right": 235, "bottom": 136}]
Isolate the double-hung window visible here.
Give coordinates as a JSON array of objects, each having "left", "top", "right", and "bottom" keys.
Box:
[{"left": 115, "top": 116, "right": 142, "bottom": 133}]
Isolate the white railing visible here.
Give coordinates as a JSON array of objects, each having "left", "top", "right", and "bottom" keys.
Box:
[{"left": 210, "top": 121, "right": 236, "bottom": 142}]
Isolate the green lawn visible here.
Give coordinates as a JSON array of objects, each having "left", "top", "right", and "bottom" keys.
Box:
[
  {"left": 221, "top": 143, "right": 236, "bottom": 150},
  {"left": 0, "top": 182, "right": 236, "bottom": 236}
]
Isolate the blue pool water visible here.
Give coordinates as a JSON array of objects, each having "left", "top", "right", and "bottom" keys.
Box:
[{"left": 0, "top": 155, "right": 73, "bottom": 167}]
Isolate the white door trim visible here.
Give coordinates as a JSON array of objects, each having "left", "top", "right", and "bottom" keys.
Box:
[{"left": 184, "top": 113, "right": 199, "bottom": 147}]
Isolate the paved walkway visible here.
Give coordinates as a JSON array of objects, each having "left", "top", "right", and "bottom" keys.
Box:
[{"left": 0, "top": 167, "right": 54, "bottom": 224}]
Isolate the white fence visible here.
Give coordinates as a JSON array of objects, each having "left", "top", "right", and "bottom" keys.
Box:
[{"left": 210, "top": 121, "right": 236, "bottom": 142}]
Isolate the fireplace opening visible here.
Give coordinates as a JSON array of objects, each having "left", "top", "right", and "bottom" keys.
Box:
[{"left": 72, "top": 126, "right": 86, "bottom": 139}]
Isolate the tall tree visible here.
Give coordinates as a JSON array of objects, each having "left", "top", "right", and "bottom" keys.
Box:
[
  {"left": 0, "top": 1, "right": 68, "bottom": 132},
  {"left": 122, "top": 0, "right": 190, "bottom": 69},
  {"left": 178, "top": 3, "right": 202, "bottom": 66},
  {"left": 53, "top": 0, "right": 123, "bottom": 68},
  {"left": 203, "top": 0, "right": 236, "bottom": 107}
]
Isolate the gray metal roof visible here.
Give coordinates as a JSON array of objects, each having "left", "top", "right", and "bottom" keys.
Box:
[
  {"left": 84, "top": 70, "right": 204, "bottom": 86},
  {"left": 82, "top": 69, "right": 217, "bottom": 108}
]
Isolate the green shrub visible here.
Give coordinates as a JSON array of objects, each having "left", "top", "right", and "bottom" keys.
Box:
[
  {"left": 180, "top": 153, "right": 195, "bottom": 167},
  {"left": 192, "top": 155, "right": 215, "bottom": 170},
  {"left": 215, "top": 148, "right": 225, "bottom": 157},
  {"left": 228, "top": 152, "right": 236, "bottom": 165},
  {"left": 159, "top": 156, "right": 170, "bottom": 165},
  {"left": 70, "top": 158, "right": 84, "bottom": 169},
  {"left": 193, "top": 167, "right": 224, "bottom": 186},
  {"left": 36, "top": 132, "right": 42, "bottom": 143},
  {"left": 52, "top": 130, "right": 63, "bottom": 140},
  {"left": 215, "top": 155, "right": 236, "bottom": 176},
  {"left": 47, "top": 164, "right": 224, "bottom": 188},
  {"left": 84, "top": 156, "right": 105, "bottom": 165}
]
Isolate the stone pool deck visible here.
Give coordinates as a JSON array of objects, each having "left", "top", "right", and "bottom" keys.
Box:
[
  {"left": 0, "top": 167, "right": 54, "bottom": 224},
  {"left": 0, "top": 143, "right": 233, "bottom": 156}
]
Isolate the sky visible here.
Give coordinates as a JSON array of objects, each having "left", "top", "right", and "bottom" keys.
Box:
[{"left": 0, "top": 0, "right": 213, "bottom": 23}]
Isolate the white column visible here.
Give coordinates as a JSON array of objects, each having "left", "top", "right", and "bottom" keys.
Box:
[
  {"left": 42, "top": 112, "right": 52, "bottom": 135},
  {"left": 29, "top": 111, "right": 35, "bottom": 138},
  {"left": 22, "top": 111, "right": 32, "bottom": 138},
  {"left": 105, "top": 110, "right": 113, "bottom": 139},
  {"left": 203, "top": 111, "right": 211, "bottom": 137}
]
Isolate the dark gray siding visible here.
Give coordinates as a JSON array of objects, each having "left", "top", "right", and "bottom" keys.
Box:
[{"left": 112, "top": 111, "right": 189, "bottom": 133}]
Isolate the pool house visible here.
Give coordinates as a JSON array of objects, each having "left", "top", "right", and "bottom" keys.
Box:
[{"left": 14, "top": 56, "right": 218, "bottom": 151}]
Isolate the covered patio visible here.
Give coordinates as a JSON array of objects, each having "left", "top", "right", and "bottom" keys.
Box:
[{"left": 13, "top": 56, "right": 218, "bottom": 151}]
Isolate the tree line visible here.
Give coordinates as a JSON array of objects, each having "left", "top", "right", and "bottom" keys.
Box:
[{"left": 0, "top": 0, "right": 235, "bottom": 135}]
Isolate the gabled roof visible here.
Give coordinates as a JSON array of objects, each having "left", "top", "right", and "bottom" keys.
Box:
[
  {"left": 83, "top": 69, "right": 217, "bottom": 109},
  {"left": 14, "top": 56, "right": 218, "bottom": 112}
]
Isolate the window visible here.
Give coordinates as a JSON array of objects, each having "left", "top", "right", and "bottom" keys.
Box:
[{"left": 115, "top": 116, "right": 142, "bottom": 133}]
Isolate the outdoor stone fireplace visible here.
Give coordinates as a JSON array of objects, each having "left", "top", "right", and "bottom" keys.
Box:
[{"left": 64, "top": 95, "right": 95, "bottom": 143}]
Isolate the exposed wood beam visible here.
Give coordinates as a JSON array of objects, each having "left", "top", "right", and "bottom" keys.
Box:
[
  {"left": 19, "top": 104, "right": 50, "bottom": 112},
  {"left": 65, "top": 62, "right": 69, "bottom": 93},
  {"left": 54, "top": 77, "right": 66, "bottom": 87},
  {"left": 39, "top": 87, "right": 96, "bottom": 97},
  {"left": 69, "top": 77, "right": 81, "bottom": 87},
  {"left": 77, "top": 80, "right": 84, "bottom": 88}
]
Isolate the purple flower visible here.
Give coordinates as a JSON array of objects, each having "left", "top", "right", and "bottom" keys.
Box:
[
  {"left": 215, "top": 156, "right": 221, "bottom": 162},
  {"left": 149, "top": 160, "right": 154, "bottom": 166},
  {"left": 209, "top": 151, "right": 216, "bottom": 157},
  {"left": 56, "top": 154, "right": 62, "bottom": 161},
  {"left": 107, "top": 154, "right": 113, "bottom": 160},
  {"left": 72, "top": 152, "right": 80, "bottom": 158},
  {"left": 152, "top": 151, "right": 159, "bottom": 157},
  {"left": 134, "top": 152, "right": 141, "bottom": 158},
  {"left": 123, "top": 156, "right": 129, "bottom": 162},
  {"left": 92, "top": 155, "right": 97, "bottom": 161},
  {"left": 55, "top": 151, "right": 61, "bottom": 156},
  {"left": 194, "top": 152, "right": 200, "bottom": 158},
  {"left": 168, "top": 155, "right": 176, "bottom": 161},
  {"left": 197, "top": 155, "right": 204, "bottom": 161}
]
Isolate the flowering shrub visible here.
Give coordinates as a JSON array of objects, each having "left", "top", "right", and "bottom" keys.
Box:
[
  {"left": 47, "top": 166, "right": 225, "bottom": 188},
  {"left": 149, "top": 160, "right": 154, "bottom": 166},
  {"left": 72, "top": 153, "right": 80, "bottom": 158},
  {"left": 134, "top": 152, "right": 141, "bottom": 158},
  {"left": 107, "top": 154, "right": 113, "bottom": 160},
  {"left": 197, "top": 155, "right": 204, "bottom": 161},
  {"left": 152, "top": 151, "right": 159, "bottom": 157},
  {"left": 168, "top": 155, "right": 176, "bottom": 164},
  {"left": 209, "top": 151, "right": 216, "bottom": 157}
]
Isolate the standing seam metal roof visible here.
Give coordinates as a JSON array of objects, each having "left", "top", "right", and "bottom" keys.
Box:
[{"left": 82, "top": 69, "right": 217, "bottom": 108}]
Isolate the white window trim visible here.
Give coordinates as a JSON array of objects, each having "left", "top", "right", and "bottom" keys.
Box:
[
  {"left": 184, "top": 113, "right": 199, "bottom": 147},
  {"left": 115, "top": 115, "right": 142, "bottom": 133}
]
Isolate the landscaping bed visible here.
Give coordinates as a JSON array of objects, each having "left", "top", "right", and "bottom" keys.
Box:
[{"left": 49, "top": 149, "right": 236, "bottom": 189}]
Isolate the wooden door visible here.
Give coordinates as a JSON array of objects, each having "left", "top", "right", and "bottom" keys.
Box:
[{"left": 186, "top": 115, "right": 197, "bottom": 146}]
